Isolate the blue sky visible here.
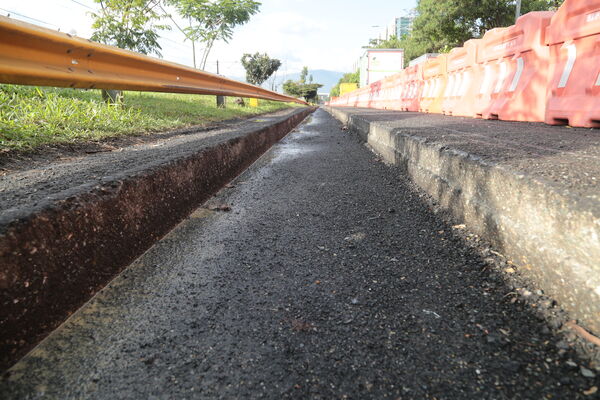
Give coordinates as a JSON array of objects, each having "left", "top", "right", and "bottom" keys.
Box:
[{"left": 0, "top": 0, "right": 416, "bottom": 77}]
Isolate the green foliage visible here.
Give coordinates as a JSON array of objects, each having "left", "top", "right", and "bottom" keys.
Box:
[
  {"left": 168, "top": 0, "right": 260, "bottom": 69},
  {"left": 283, "top": 67, "right": 323, "bottom": 103},
  {"left": 374, "top": 0, "right": 564, "bottom": 65},
  {"left": 90, "top": 0, "right": 168, "bottom": 56},
  {"left": 521, "top": 0, "right": 564, "bottom": 13},
  {"left": 240, "top": 52, "right": 282, "bottom": 86},
  {"left": 330, "top": 70, "right": 360, "bottom": 97},
  {"left": 0, "top": 85, "right": 295, "bottom": 151},
  {"left": 299, "top": 66, "right": 309, "bottom": 84}
]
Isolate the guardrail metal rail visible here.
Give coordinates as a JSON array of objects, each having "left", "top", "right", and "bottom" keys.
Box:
[{"left": 0, "top": 16, "right": 306, "bottom": 105}]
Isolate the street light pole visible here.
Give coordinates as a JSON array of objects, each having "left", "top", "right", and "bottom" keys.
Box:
[{"left": 515, "top": 0, "right": 522, "bottom": 22}]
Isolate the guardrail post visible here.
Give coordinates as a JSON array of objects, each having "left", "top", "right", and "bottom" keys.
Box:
[
  {"left": 102, "top": 89, "right": 123, "bottom": 104},
  {"left": 216, "top": 60, "right": 225, "bottom": 108}
]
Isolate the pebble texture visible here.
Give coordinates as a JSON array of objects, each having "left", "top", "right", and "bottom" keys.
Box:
[{"left": 1, "top": 109, "right": 598, "bottom": 399}]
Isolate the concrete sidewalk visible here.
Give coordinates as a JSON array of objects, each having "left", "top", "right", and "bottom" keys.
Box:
[
  {"left": 1, "top": 109, "right": 596, "bottom": 399},
  {"left": 325, "top": 106, "right": 600, "bottom": 337}
]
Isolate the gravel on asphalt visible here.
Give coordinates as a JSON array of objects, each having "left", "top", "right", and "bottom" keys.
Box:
[{"left": 1, "top": 109, "right": 598, "bottom": 399}]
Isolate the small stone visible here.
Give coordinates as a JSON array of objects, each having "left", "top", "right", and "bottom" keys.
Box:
[
  {"left": 584, "top": 386, "right": 598, "bottom": 396},
  {"left": 504, "top": 361, "right": 521, "bottom": 372},
  {"left": 541, "top": 326, "right": 551, "bottom": 335},
  {"left": 581, "top": 367, "right": 596, "bottom": 378},
  {"left": 565, "top": 360, "right": 578, "bottom": 369},
  {"left": 350, "top": 298, "right": 359, "bottom": 305},
  {"left": 555, "top": 340, "right": 570, "bottom": 350},
  {"left": 208, "top": 204, "right": 231, "bottom": 212},
  {"left": 486, "top": 334, "right": 498, "bottom": 344}
]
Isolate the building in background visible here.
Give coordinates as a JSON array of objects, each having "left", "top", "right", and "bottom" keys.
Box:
[
  {"left": 359, "top": 49, "right": 404, "bottom": 87},
  {"left": 380, "top": 14, "right": 415, "bottom": 41},
  {"left": 317, "top": 93, "right": 330, "bottom": 104},
  {"left": 388, "top": 16, "right": 414, "bottom": 39}
]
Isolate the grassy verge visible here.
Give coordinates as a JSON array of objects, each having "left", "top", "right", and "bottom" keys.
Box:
[{"left": 0, "top": 85, "right": 299, "bottom": 151}]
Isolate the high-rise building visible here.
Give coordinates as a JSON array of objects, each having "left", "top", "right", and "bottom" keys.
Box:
[
  {"left": 396, "top": 16, "right": 414, "bottom": 38},
  {"left": 382, "top": 15, "right": 415, "bottom": 40}
]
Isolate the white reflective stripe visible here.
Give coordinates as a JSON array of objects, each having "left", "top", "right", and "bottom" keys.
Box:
[
  {"left": 452, "top": 73, "right": 463, "bottom": 97},
  {"left": 445, "top": 75, "right": 455, "bottom": 97},
  {"left": 558, "top": 43, "right": 576, "bottom": 88},
  {"left": 432, "top": 78, "right": 439, "bottom": 97},
  {"left": 595, "top": 71, "right": 600, "bottom": 86},
  {"left": 509, "top": 57, "right": 524, "bottom": 92},
  {"left": 460, "top": 71, "right": 471, "bottom": 96},
  {"left": 480, "top": 65, "right": 493, "bottom": 94},
  {"left": 451, "top": 74, "right": 458, "bottom": 96},
  {"left": 494, "top": 62, "right": 507, "bottom": 93}
]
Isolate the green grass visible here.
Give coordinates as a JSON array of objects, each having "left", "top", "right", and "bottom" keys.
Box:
[{"left": 0, "top": 84, "right": 299, "bottom": 151}]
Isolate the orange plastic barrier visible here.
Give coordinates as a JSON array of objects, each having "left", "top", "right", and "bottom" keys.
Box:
[
  {"left": 545, "top": 0, "right": 600, "bottom": 127},
  {"left": 477, "top": 12, "right": 553, "bottom": 122},
  {"left": 473, "top": 27, "right": 506, "bottom": 118},
  {"left": 419, "top": 55, "right": 448, "bottom": 114},
  {"left": 373, "top": 73, "right": 399, "bottom": 110},
  {"left": 442, "top": 39, "right": 482, "bottom": 117},
  {"left": 399, "top": 64, "right": 423, "bottom": 111},
  {"left": 354, "top": 86, "right": 371, "bottom": 108},
  {"left": 367, "top": 80, "right": 383, "bottom": 108},
  {"left": 389, "top": 70, "right": 407, "bottom": 110}
]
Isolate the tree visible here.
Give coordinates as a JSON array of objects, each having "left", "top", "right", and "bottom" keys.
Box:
[
  {"left": 371, "top": 0, "right": 565, "bottom": 65},
  {"left": 168, "top": 0, "right": 260, "bottom": 70},
  {"left": 241, "top": 52, "right": 282, "bottom": 86},
  {"left": 283, "top": 67, "right": 323, "bottom": 103},
  {"left": 330, "top": 70, "right": 360, "bottom": 97},
  {"left": 90, "top": 0, "right": 168, "bottom": 56},
  {"left": 299, "top": 66, "right": 309, "bottom": 84},
  {"left": 91, "top": 0, "right": 168, "bottom": 102}
]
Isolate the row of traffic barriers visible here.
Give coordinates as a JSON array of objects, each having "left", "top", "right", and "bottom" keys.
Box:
[{"left": 329, "top": 0, "right": 600, "bottom": 128}]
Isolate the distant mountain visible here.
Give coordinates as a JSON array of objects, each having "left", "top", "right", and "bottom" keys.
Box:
[{"left": 228, "top": 69, "right": 345, "bottom": 94}]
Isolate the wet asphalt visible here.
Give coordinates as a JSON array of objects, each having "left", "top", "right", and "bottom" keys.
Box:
[{"left": 1, "top": 109, "right": 598, "bottom": 399}]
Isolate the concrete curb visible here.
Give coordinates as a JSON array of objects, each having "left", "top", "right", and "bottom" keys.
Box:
[
  {"left": 0, "top": 107, "right": 315, "bottom": 371},
  {"left": 324, "top": 106, "right": 600, "bottom": 336}
]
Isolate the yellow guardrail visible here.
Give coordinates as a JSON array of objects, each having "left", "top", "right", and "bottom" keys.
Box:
[{"left": 0, "top": 16, "right": 306, "bottom": 105}]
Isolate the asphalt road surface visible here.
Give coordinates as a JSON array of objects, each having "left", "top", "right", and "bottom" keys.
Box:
[{"left": 1, "top": 109, "right": 597, "bottom": 399}]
